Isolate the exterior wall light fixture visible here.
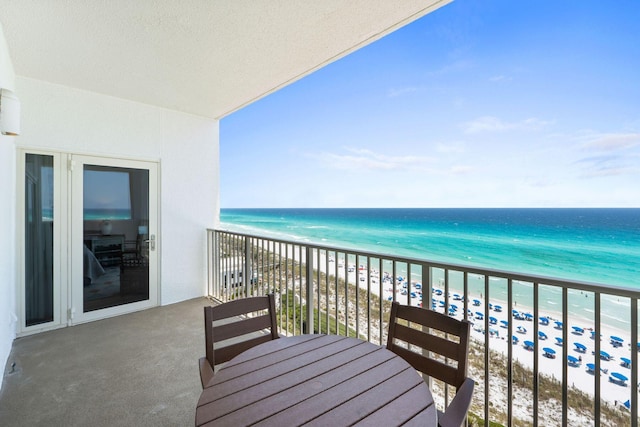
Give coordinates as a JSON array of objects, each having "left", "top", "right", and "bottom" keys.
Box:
[{"left": 0, "top": 88, "right": 21, "bottom": 136}]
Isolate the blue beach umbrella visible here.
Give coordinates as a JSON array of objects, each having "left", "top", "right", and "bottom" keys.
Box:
[
  {"left": 475, "top": 312, "right": 484, "bottom": 319},
  {"left": 524, "top": 313, "right": 533, "bottom": 320},
  {"left": 586, "top": 363, "right": 596, "bottom": 373},
  {"left": 450, "top": 304, "right": 458, "bottom": 311},
  {"left": 415, "top": 283, "right": 422, "bottom": 290},
  {"left": 539, "top": 316, "right": 549, "bottom": 325},
  {"left": 538, "top": 331, "right": 548, "bottom": 340},
  {"left": 473, "top": 299, "right": 481, "bottom": 306},
  {"left": 621, "top": 357, "right": 631, "bottom": 368},
  {"left": 517, "top": 326, "right": 527, "bottom": 334},
  {"left": 554, "top": 321, "right": 563, "bottom": 329},
  {"left": 610, "top": 335, "right": 623, "bottom": 343},
  {"left": 610, "top": 372, "right": 628, "bottom": 384},
  {"left": 555, "top": 337, "right": 563, "bottom": 345},
  {"left": 543, "top": 347, "right": 556, "bottom": 357},
  {"left": 572, "top": 326, "right": 584, "bottom": 334},
  {"left": 494, "top": 305, "right": 502, "bottom": 312},
  {"left": 489, "top": 316, "right": 497, "bottom": 325},
  {"left": 567, "top": 355, "right": 580, "bottom": 366},
  {"left": 512, "top": 335, "right": 519, "bottom": 344},
  {"left": 574, "top": 342, "right": 587, "bottom": 352},
  {"left": 600, "top": 350, "right": 612, "bottom": 361},
  {"left": 500, "top": 320, "right": 509, "bottom": 328},
  {"left": 523, "top": 340, "right": 534, "bottom": 350}
]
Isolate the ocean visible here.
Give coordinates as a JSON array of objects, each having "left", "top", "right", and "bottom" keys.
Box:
[
  {"left": 220, "top": 208, "right": 639, "bottom": 288},
  {"left": 220, "top": 208, "right": 640, "bottom": 330}
]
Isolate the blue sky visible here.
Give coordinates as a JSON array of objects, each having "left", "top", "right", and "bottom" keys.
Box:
[{"left": 221, "top": 1, "right": 640, "bottom": 208}]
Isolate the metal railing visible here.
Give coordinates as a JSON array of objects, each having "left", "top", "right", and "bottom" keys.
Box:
[{"left": 207, "top": 228, "right": 639, "bottom": 427}]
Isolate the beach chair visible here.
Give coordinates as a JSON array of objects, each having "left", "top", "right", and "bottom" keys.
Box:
[
  {"left": 387, "top": 302, "right": 474, "bottom": 427},
  {"left": 199, "top": 294, "right": 279, "bottom": 388}
]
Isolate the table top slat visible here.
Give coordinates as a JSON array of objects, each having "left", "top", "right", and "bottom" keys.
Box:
[
  {"left": 300, "top": 367, "right": 424, "bottom": 426},
  {"left": 354, "top": 381, "right": 435, "bottom": 426},
  {"left": 203, "top": 346, "right": 398, "bottom": 426},
  {"left": 196, "top": 335, "right": 438, "bottom": 427},
  {"left": 212, "top": 335, "right": 353, "bottom": 387},
  {"left": 253, "top": 357, "right": 413, "bottom": 426},
  {"left": 196, "top": 341, "right": 386, "bottom": 423}
]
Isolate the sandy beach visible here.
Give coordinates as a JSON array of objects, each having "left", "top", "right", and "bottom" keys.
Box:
[{"left": 312, "top": 252, "right": 638, "bottom": 410}]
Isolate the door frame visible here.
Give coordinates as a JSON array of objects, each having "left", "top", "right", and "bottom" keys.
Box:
[
  {"left": 16, "top": 149, "right": 160, "bottom": 335},
  {"left": 70, "top": 154, "right": 159, "bottom": 325}
]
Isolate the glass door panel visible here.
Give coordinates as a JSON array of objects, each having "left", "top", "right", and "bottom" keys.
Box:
[
  {"left": 24, "top": 154, "right": 55, "bottom": 326},
  {"left": 72, "top": 155, "right": 158, "bottom": 323},
  {"left": 82, "top": 165, "right": 150, "bottom": 312}
]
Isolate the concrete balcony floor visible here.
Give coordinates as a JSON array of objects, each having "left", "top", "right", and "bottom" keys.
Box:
[{"left": 0, "top": 297, "right": 212, "bottom": 426}]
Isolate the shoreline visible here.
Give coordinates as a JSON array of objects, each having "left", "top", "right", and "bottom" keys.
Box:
[{"left": 312, "top": 251, "right": 638, "bottom": 407}]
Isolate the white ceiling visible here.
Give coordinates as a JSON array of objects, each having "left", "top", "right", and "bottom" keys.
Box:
[{"left": 0, "top": 0, "right": 450, "bottom": 119}]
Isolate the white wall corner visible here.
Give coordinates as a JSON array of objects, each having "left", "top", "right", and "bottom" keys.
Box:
[{"left": 0, "top": 20, "right": 17, "bottom": 390}]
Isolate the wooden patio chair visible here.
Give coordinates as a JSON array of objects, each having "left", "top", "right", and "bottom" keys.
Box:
[
  {"left": 199, "top": 293, "right": 279, "bottom": 388},
  {"left": 386, "top": 302, "right": 474, "bottom": 427}
]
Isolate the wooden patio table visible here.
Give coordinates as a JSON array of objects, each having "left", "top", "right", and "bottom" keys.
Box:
[{"left": 195, "top": 334, "right": 437, "bottom": 426}]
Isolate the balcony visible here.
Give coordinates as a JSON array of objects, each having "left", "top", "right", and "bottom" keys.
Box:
[
  {"left": 208, "top": 229, "right": 639, "bottom": 427},
  {"left": 0, "top": 297, "right": 210, "bottom": 425},
  {"left": 1, "top": 229, "right": 637, "bottom": 426}
]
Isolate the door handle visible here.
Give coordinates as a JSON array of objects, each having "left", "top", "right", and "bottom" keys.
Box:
[{"left": 144, "top": 234, "right": 156, "bottom": 251}]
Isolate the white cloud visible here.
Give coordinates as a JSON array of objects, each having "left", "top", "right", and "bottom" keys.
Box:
[
  {"left": 582, "top": 132, "right": 640, "bottom": 151},
  {"left": 462, "top": 116, "right": 552, "bottom": 134},
  {"left": 316, "top": 147, "right": 436, "bottom": 171},
  {"left": 387, "top": 86, "right": 420, "bottom": 97},
  {"left": 449, "top": 165, "right": 472, "bottom": 174},
  {"left": 436, "top": 142, "right": 466, "bottom": 154}
]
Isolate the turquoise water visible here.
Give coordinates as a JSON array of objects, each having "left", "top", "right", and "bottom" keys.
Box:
[
  {"left": 220, "top": 208, "right": 639, "bottom": 288},
  {"left": 221, "top": 208, "right": 640, "bottom": 331}
]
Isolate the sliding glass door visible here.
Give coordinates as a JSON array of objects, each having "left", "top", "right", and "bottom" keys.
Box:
[
  {"left": 71, "top": 155, "right": 158, "bottom": 323},
  {"left": 19, "top": 150, "right": 159, "bottom": 333}
]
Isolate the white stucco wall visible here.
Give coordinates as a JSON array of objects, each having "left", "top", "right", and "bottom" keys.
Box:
[
  {"left": 0, "top": 21, "right": 18, "bottom": 388},
  {"left": 15, "top": 77, "right": 219, "bottom": 306}
]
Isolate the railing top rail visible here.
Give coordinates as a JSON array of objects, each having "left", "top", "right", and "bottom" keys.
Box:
[{"left": 210, "top": 228, "right": 638, "bottom": 298}]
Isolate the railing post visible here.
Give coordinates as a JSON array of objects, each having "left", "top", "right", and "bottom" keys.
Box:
[
  {"left": 244, "top": 237, "right": 251, "bottom": 297},
  {"left": 207, "top": 229, "right": 214, "bottom": 297},
  {"left": 306, "top": 246, "right": 314, "bottom": 334}
]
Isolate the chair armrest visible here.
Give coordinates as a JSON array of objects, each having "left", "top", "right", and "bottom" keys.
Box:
[
  {"left": 199, "top": 357, "right": 215, "bottom": 389},
  {"left": 438, "top": 378, "right": 475, "bottom": 427}
]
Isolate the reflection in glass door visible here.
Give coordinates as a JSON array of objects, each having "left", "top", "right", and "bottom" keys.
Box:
[
  {"left": 82, "top": 165, "right": 150, "bottom": 312},
  {"left": 24, "top": 154, "right": 55, "bottom": 326}
]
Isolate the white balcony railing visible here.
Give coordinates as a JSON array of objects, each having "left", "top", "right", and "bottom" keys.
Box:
[{"left": 207, "top": 229, "right": 639, "bottom": 427}]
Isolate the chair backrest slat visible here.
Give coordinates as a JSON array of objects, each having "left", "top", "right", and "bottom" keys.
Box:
[
  {"left": 386, "top": 301, "right": 471, "bottom": 390},
  {"left": 212, "top": 314, "right": 273, "bottom": 342},
  {"left": 203, "top": 294, "right": 279, "bottom": 372}
]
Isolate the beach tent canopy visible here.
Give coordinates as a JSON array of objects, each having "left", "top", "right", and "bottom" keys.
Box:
[
  {"left": 610, "top": 372, "right": 628, "bottom": 382},
  {"left": 574, "top": 342, "right": 587, "bottom": 351},
  {"left": 555, "top": 321, "right": 563, "bottom": 329}
]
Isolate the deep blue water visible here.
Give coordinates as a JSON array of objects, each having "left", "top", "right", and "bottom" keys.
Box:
[{"left": 220, "top": 208, "right": 640, "bottom": 290}]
